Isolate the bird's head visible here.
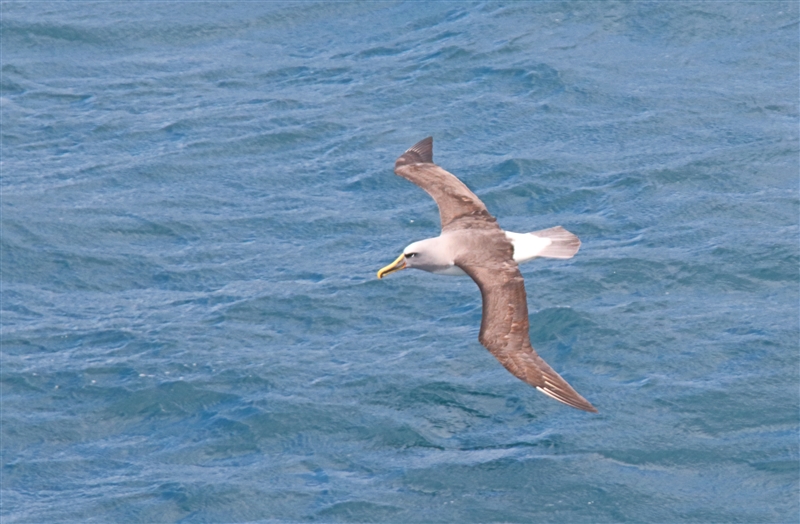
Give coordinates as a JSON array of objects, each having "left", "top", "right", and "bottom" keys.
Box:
[{"left": 377, "top": 238, "right": 452, "bottom": 278}]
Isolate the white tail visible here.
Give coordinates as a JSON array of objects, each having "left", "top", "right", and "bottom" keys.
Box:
[{"left": 506, "top": 226, "right": 581, "bottom": 264}]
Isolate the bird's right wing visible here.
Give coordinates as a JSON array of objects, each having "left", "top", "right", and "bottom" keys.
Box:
[
  {"left": 394, "top": 137, "right": 499, "bottom": 231},
  {"left": 458, "top": 251, "right": 598, "bottom": 413}
]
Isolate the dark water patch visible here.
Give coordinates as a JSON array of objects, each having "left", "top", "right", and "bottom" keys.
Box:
[
  {"left": 3, "top": 19, "right": 111, "bottom": 46},
  {"left": 357, "top": 46, "right": 406, "bottom": 59},
  {"left": 472, "top": 64, "right": 565, "bottom": 99},
  {"left": 258, "top": 65, "right": 355, "bottom": 87},
  {"left": 316, "top": 500, "right": 403, "bottom": 522},
  {"left": 104, "top": 381, "right": 239, "bottom": 421},
  {"left": 528, "top": 307, "right": 597, "bottom": 345},
  {"left": 675, "top": 388, "right": 798, "bottom": 439}
]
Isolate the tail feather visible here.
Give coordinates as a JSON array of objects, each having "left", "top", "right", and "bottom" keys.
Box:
[
  {"left": 508, "top": 226, "right": 581, "bottom": 264},
  {"left": 531, "top": 226, "right": 581, "bottom": 259}
]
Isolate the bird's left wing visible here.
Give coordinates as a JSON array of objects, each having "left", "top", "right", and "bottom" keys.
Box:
[{"left": 457, "top": 243, "right": 598, "bottom": 413}]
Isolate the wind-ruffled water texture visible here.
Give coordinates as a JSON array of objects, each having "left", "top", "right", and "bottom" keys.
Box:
[{"left": 2, "top": 2, "right": 798, "bottom": 522}]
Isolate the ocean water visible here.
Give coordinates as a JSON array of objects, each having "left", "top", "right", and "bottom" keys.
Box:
[{"left": 2, "top": 2, "right": 798, "bottom": 522}]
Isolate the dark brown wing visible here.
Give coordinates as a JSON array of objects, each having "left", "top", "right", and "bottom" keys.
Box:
[
  {"left": 456, "top": 233, "right": 598, "bottom": 413},
  {"left": 394, "top": 137, "right": 498, "bottom": 231}
]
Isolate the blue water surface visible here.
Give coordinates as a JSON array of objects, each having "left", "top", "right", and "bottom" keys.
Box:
[{"left": 2, "top": 2, "right": 798, "bottom": 522}]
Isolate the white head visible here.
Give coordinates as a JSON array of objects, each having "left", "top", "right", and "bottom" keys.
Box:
[{"left": 377, "top": 237, "right": 456, "bottom": 278}]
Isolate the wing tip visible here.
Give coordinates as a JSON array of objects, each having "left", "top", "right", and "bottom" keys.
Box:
[
  {"left": 536, "top": 386, "right": 598, "bottom": 413},
  {"left": 395, "top": 136, "right": 433, "bottom": 169}
]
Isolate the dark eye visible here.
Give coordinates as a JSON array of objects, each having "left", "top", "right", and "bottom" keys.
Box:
[{"left": 404, "top": 253, "right": 417, "bottom": 259}]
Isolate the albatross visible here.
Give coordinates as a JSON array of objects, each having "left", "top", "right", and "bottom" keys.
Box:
[{"left": 377, "top": 137, "right": 597, "bottom": 413}]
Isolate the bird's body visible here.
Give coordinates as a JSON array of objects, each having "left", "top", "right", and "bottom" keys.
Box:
[
  {"left": 402, "top": 226, "right": 582, "bottom": 277},
  {"left": 378, "top": 137, "right": 597, "bottom": 413}
]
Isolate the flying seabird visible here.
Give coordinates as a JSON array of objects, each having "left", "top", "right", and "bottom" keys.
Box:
[{"left": 378, "top": 137, "right": 597, "bottom": 413}]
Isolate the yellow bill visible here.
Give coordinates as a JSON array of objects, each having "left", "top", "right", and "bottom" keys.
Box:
[{"left": 377, "top": 253, "right": 406, "bottom": 279}]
